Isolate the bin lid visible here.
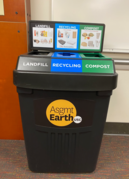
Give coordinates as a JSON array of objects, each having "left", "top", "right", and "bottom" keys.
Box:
[
  {"left": 13, "top": 55, "right": 118, "bottom": 91},
  {"left": 29, "top": 20, "right": 105, "bottom": 53}
]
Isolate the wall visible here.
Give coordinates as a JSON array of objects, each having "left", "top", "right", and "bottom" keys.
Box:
[
  {"left": 31, "top": 0, "right": 129, "bottom": 52},
  {"left": 0, "top": 0, "right": 30, "bottom": 139},
  {"left": 30, "top": 0, "right": 129, "bottom": 123},
  {"left": 31, "top": 0, "right": 51, "bottom": 20},
  {"left": 52, "top": 0, "right": 129, "bottom": 52},
  {"left": 107, "top": 70, "right": 129, "bottom": 122}
]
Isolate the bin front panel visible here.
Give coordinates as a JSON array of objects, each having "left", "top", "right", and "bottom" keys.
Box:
[{"left": 18, "top": 89, "right": 111, "bottom": 173}]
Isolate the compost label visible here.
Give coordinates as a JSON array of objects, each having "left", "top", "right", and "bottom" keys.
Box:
[
  {"left": 82, "top": 60, "right": 114, "bottom": 73},
  {"left": 46, "top": 99, "right": 77, "bottom": 127}
]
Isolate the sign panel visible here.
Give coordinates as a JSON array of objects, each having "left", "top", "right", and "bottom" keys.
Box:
[
  {"left": 34, "top": 98, "right": 95, "bottom": 128},
  {"left": 55, "top": 23, "right": 80, "bottom": 50},
  {"left": 33, "top": 27, "right": 53, "bottom": 48},
  {"left": 79, "top": 25, "right": 104, "bottom": 51},
  {"left": 30, "top": 22, "right": 55, "bottom": 49},
  {"left": 29, "top": 21, "right": 105, "bottom": 53}
]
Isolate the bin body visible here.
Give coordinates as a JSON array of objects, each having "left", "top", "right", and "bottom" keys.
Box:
[
  {"left": 14, "top": 20, "right": 117, "bottom": 173},
  {"left": 14, "top": 52, "right": 117, "bottom": 173},
  {"left": 17, "top": 87, "right": 111, "bottom": 173}
]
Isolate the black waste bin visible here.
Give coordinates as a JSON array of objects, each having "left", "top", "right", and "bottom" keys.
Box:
[{"left": 13, "top": 53, "right": 117, "bottom": 173}]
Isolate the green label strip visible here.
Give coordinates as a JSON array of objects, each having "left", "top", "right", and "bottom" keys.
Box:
[{"left": 82, "top": 60, "right": 114, "bottom": 73}]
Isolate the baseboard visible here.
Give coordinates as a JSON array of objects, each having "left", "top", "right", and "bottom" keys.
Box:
[{"left": 104, "top": 122, "right": 129, "bottom": 134}]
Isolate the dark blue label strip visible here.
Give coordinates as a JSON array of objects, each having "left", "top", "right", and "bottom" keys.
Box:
[{"left": 51, "top": 59, "right": 82, "bottom": 72}]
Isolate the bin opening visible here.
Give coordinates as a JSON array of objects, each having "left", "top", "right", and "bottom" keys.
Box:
[
  {"left": 58, "top": 52, "right": 75, "bottom": 57},
  {"left": 29, "top": 52, "right": 50, "bottom": 56},
  {"left": 83, "top": 53, "right": 103, "bottom": 58}
]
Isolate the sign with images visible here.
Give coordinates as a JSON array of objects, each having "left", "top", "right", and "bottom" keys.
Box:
[
  {"left": 31, "top": 23, "right": 55, "bottom": 49},
  {"left": 29, "top": 21, "right": 105, "bottom": 52},
  {"left": 55, "top": 23, "right": 80, "bottom": 50},
  {"left": 79, "top": 25, "right": 104, "bottom": 51}
]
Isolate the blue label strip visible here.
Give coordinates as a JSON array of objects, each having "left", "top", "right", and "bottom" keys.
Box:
[{"left": 51, "top": 59, "right": 82, "bottom": 73}]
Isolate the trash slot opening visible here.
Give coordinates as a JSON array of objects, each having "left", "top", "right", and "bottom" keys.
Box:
[
  {"left": 58, "top": 53, "right": 75, "bottom": 56},
  {"left": 83, "top": 53, "right": 103, "bottom": 57},
  {"left": 84, "top": 54, "right": 102, "bottom": 57},
  {"left": 29, "top": 52, "right": 50, "bottom": 56}
]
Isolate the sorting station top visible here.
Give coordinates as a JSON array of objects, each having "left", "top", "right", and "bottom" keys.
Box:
[
  {"left": 13, "top": 52, "right": 118, "bottom": 91},
  {"left": 29, "top": 20, "right": 105, "bottom": 53}
]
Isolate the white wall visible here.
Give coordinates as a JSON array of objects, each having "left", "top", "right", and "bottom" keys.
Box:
[
  {"left": 107, "top": 70, "right": 129, "bottom": 122},
  {"left": 31, "top": 0, "right": 129, "bottom": 52},
  {"left": 31, "top": 0, "right": 51, "bottom": 20},
  {"left": 52, "top": 0, "right": 129, "bottom": 52},
  {"left": 30, "top": 0, "right": 129, "bottom": 123}
]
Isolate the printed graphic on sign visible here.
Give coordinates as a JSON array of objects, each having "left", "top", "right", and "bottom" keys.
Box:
[
  {"left": 82, "top": 60, "right": 114, "bottom": 73},
  {"left": 33, "top": 26, "right": 54, "bottom": 48},
  {"left": 51, "top": 59, "right": 82, "bottom": 72},
  {"left": 46, "top": 99, "right": 77, "bottom": 127},
  {"left": 34, "top": 98, "right": 95, "bottom": 128},
  {"left": 79, "top": 25, "right": 104, "bottom": 51},
  {"left": 55, "top": 23, "right": 80, "bottom": 50}
]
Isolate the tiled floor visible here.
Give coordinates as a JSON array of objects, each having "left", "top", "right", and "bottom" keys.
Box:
[{"left": 0, "top": 135, "right": 129, "bottom": 179}]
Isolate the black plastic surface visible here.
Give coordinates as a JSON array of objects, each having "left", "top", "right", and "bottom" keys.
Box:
[
  {"left": 18, "top": 89, "right": 111, "bottom": 173},
  {"left": 13, "top": 45, "right": 118, "bottom": 173},
  {"left": 21, "top": 51, "right": 53, "bottom": 57},
  {"left": 13, "top": 54, "right": 117, "bottom": 91},
  {"left": 14, "top": 70, "right": 117, "bottom": 91}
]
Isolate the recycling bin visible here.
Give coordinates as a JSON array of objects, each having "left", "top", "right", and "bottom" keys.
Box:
[
  {"left": 13, "top": 20, "right": 118, "bottom": 173},
  {"left": 13, "top": 51, "right": 117, "bottom": 173}
]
